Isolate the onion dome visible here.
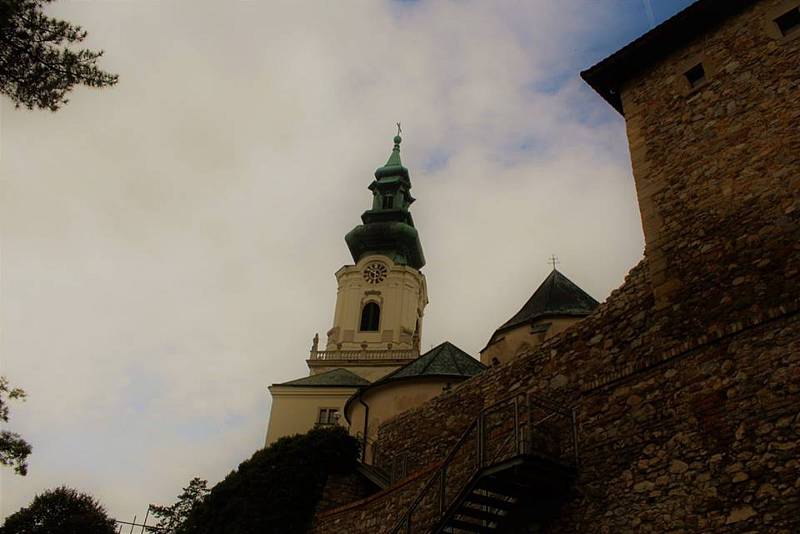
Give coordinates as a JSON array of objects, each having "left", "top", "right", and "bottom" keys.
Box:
[{"left": 345, "top": 132, "right": 425, "bottom": 269}]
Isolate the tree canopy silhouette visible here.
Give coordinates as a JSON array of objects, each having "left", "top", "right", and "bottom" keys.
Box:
[
  {"left": 0, "top": 376, "right": 30, "bottom": 476},
  {"left": 0, "top": 0, "right": 117, "bottom": 110},
  {"left": 150, "top": 478, "right": 210, "bottom": 534},
  {"left": 1, "top": 486, "right": 117, "bottom": 534}
]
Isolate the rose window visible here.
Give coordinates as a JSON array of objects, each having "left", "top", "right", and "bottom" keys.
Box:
[{"left": 363, "top": 262, "right": 388, "bottom": 284}]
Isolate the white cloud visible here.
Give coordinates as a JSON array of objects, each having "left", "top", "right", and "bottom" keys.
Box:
[{"left": 1, "top": 0, "right": 647, "bottom": 521}]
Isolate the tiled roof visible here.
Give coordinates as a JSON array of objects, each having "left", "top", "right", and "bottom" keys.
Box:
[
  {"left": 276, "top": 368, "right": 370, "bottom": 387},
  {"left": 498, "top": 269, "right": 599, "bottom": 333},
  {"left": 581, "top": 0, "right": 753, "bottom": 114},
  {"left": 379, "top": 342, "right": 485, "bottom": 382}
]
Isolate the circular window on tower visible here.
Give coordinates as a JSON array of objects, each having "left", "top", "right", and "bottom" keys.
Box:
[{"left": 363, "top": 262, "right": 388, "bottom": 284}]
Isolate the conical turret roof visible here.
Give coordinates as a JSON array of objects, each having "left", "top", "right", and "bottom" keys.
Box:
[{"left": 498, "top": 269, "right": 599, "bottom": 333}]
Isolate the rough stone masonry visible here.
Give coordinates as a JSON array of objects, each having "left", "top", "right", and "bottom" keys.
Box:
[{"left": 311, "top": 0, "right": 800, "bottom": 531}]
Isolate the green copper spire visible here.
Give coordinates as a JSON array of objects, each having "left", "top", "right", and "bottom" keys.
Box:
[
  {"left": 375, "top": 125, "right": 409, "bottom": 179},
  {"left": 344, "top": 128, "right": 425, "bottom": 269}
]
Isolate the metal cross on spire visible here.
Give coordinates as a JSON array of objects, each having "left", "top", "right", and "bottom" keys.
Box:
[
  {"left": 548, "top": 255, "right": 560, "bottom": 270},
  {"left": 396, "top": 122, "right": 402, "bottom": 137}
]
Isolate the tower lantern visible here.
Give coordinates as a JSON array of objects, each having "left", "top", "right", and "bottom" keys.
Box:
[{"left": 344, "top": 132, "right": 425, "bottom": 270}]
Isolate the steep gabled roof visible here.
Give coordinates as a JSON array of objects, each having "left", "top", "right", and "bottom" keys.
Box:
[
  {"left": 497, "top": 269, "right": 599, "bottom": 334},
  {"left": 381, "top": 342, "right": 485, "bottom": 382},
  {"left": 275, "top": 368, "right": 370, "bottom": 388},
  {"left": 581, "top": 0, "right": 754, "bottom": 114}
]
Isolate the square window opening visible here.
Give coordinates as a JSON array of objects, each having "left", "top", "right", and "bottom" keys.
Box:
[
  {"left": 775, "top": 7, "right": 800, "bottom": 36},
  {"left": 317, "top": 408, "right": 339, "bottom": 426},
  {"left": 684, "top": 63, "right": 706, "bottom": 89},
  {"left": 382, "top": 195, "right": 394, "bottom": 209}
]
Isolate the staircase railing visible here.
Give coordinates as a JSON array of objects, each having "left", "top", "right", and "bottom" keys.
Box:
[
  {"left": 363, "top": 436, "right": 409, "bottom": 485},
  {"left": 388, "top": 391, "right": 578, "bottom": 534}
]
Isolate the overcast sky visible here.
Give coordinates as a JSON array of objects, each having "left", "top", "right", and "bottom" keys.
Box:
[{"left": 1, "top": 0, "right": 695, "bottom": 523}]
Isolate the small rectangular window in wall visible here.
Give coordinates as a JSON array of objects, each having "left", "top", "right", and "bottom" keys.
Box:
[
  {"left": 317, "top": 408, "right": 338, "bottom": 426},
  {"left": 775, "top": 7, "right": 800, "bottom": 37},
  {"left": 684, "top": 63, "right": 706, "bottom": 89},
  {"left": 382, "top": 195, "right": 394, "bottom": 209}
]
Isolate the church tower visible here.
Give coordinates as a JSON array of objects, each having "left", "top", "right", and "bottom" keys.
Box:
[
  {"left": 265, "top": 131, "right": 430, "bottom": 445},
  {"left": 308, "top": 133, "right": 428, "bottom": 380}
]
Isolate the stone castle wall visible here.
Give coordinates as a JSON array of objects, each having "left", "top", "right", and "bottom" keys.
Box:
[
  {"left": 315, "top": 471, "right": 379, "bottom": 515},
  {"left": 311, "top": 1, "right": 800, "bottom": 531},
  {"left": 623, "top": 0, "right": 800, "bottom": 317},
  {"left": 312, "top": 463, "right": 439, "bottom": 533}
]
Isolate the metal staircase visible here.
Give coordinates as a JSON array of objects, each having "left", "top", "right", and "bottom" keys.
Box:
[{"left": 389, "top": 392, "right": 578, "bottom": 533}]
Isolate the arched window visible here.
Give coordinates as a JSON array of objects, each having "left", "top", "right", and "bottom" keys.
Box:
[{"left": 360, "top": 302, "right": 380, "bottom": 331}]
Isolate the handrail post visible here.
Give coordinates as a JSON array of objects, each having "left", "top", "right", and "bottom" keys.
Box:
[
  {"left": 513, "top": 397, "right": 520, "bottom": 455},
  {"left": 439, "top": 467, "right": 446, "bottom": 515},
  {"left": 527, "top": 393, "right": 533, "bottom": 454},
  {"left": 572, "top": 407, "right": 579, "bottom": 467},
  {"left": 477, "top": 412, "right": 485, "bottom": 468}
]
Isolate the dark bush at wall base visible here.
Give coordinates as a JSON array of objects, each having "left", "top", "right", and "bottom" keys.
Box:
[{"left": 179, "top": 426, "right": 360, "bottom": 534}]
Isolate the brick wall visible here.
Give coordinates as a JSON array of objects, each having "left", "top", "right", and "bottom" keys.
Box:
[{"left": 310, "top": 1, "right": 800, "bottom": 532}]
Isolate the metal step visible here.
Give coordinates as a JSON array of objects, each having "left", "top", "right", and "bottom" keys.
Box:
[
  {"left": 446, "top": 518, "right": 499, "bottom": 533},
  {"left": 474, "top": 476, "right": 526, "bottom": 497},
  {"left": 462, "top": 493, "right": 515, "bottom": 510},
  {"left": 455, "top": 506, "right": 506, "bottom": 523}
]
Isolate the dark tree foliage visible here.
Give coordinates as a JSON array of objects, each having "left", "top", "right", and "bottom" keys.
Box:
[
  {"left": 0, "top": 0, "right": 117, "bottom": 110},
  {"left": 0, "top": 486, "right": 117, "bottom": 534},
  {"left": 0, "top": 376, "right": 31, "bottom": 476},
  {"left": 178, "top": 427, "right": 361, "bottom": 534},
  {"left": 149, "top": 477, "right": 209, "bottom": 534}
]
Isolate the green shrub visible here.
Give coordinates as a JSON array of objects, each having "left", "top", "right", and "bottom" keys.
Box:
[{"left": 179, "top": 426, "right": 360, "bottom": 534}]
